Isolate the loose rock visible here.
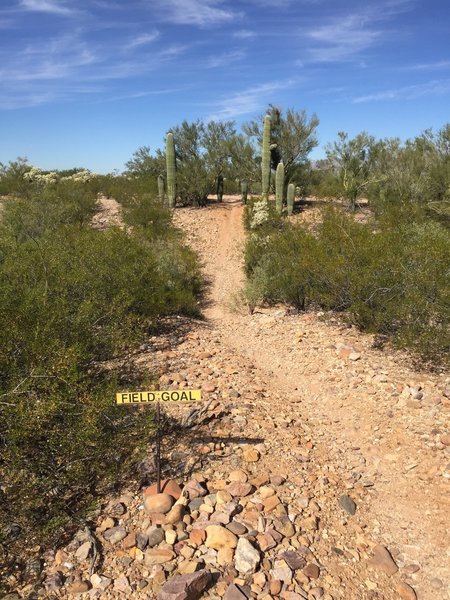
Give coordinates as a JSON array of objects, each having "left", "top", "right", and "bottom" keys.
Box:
[
  {"left": 157, "top": 569, "right": 210, "bottom": 600},
  {"left": 234, "top": 538, "right": 260, "bottom": 574},
  {"left": 367, "top": 545, "right": 398, "bottom": 575}
]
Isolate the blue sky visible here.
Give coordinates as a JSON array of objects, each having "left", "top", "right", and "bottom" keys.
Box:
[{"left": 0, "top": 0, "right": 449, "bottom": 173}]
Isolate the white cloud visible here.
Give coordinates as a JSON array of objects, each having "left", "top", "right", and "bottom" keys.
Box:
[
  {"left": 206, "top": 49, "right": 245, "bottom": 68},
  {"left": 0, "top": 33, "right": 97, "bottom": 82},
  {"left": 304, "top": 0, "right": 415, "bottom": 63},
  {"left": 409, "top": 60, "right": 450, "bottom": 71},
  {"left": 207, "top": 78, "right": 300, "bottom": 120},
  {"left": 125, "top": 31, "right": 160, "bottom": 50},
  {"left": 233, "top": 29, "right": 256, "bottom": 40},
  {"left": 306, "top": 13, "right": 381, "bottom": 62},
  {"left": 353, "top": 79, "right": 450, "bottom": 103},
  {"left": 20, "top": 0, "right": 78, "bottom": 16},
  {"left": 153, "top": 0, "right": 242, "bottom": 26}
]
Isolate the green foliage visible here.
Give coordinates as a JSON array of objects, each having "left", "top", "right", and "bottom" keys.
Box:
[
  {"left": 0, "top": 181, "right": 97, "bottom": 243},
  {"left": 122, "top": 193, "right": 172, "bottom": 235},
  {"left": 0, "top": 179, "right": 202, "bottom": 549},
  {"left": 261, "top": 115, "right": 271, "bottom": 199},
  {"left": 241, "top": 180, "right": 248, "bottom": 205},
  {"left": 306, "top": 160, "right": 341, "bottom": 198},
  {"left": 369, "top": 124, "right": 450, "bottom": 224},
  {"left": 217, "top": 174, "right": 224, "bottom": 202},
  {"left": 244, "top": 208, "right": 449, "bottom": 365},
  {"left": 243, "top": 106, "right": 319, "bottom": 193},
  {"left": 125, "top": 146, "right": 164, "bottom": 177},
  {"left": 99, "top": 173, "right": 158, "bottom": 206},
  {"left": 0, "top": 157, "right": 32, "bottom": 197},
  {"left": 158, "top": 174, "right": 165, "bottom": 203},
  {"left": 325, "top": 131, "right": 376, "bottom": 209},
  {"left": 166, "top": 132, "right": 177, "bottom": 208}
]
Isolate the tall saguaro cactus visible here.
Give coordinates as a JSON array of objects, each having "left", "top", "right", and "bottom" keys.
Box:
[
  {"left": 287, "top": 183, "right": 295, "bottom": 216},
  {"left": 261, "top": 115, "right": 271, "bottom": 200},
  {"left": 275, "top": 162, "right": 284, "bottom": 214},
  {"left": 166, "top": 132, "right": 176, "bottom": 208}
]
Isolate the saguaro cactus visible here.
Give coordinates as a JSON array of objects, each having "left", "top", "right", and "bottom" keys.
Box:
[
  {"left": 275, "top": 162, "right": 284, "bottom": 214},
  {"left": 157, "top": 174, "right": 165, "bottom": 204},
  {"left": 287, "top": 183, "right": 295, "bottom": 216},
  {"left": 166, "top": 132, "right": 176, "bottom": 208},
  {"left": 216, "top": 174, "right": 224, "bottom": 202},
  {"left": 261, "top": 115, "right": 271, "bottom": 200},
  {"left": 240, "top": 180, "right": 248, "bottom": 205}
]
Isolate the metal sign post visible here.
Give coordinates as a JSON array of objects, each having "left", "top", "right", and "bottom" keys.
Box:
[
  {"left": 115, "top": 389, "right": 202, "bottom": 493},
  {"left": 156, "top": 399, "right": 161, "bottom": 494}
]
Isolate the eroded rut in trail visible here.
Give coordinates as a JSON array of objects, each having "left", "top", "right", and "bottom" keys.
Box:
[{"left": 173, "top": 197, "right": 450, "bottom": 600}]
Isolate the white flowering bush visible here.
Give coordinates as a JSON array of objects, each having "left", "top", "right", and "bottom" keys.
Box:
[
  {"left": 23, "top": 167, "right": 58, "bottom": 185},
  {"left": 23, "top": 166, "right": 96, "bottom": 186},
  {"left": 249, "top": 199, "right": 270, "bottom": 229},
  {"left": 61, "top": 169, "right": 93, "bottom": 183}
]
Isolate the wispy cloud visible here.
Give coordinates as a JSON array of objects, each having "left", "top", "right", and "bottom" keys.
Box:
[
  {"left": 304, "top": 1, "right": 414, "bottom": 63},
  {"left": 20, "top": 0, "right": 79, "bottom": 16},
  {"left": 153, "top": 0, "right": 242, "bottom": 26},
  {"left": 408, "top": 60, "right": 450, "bottom": 71},
  {"left": 353, "top": 79, "right": 450, "bottom": 103},
  {"left": 89, "top": 86, "right": 191, "bottom": 106},
  {"left": 306, "top": 13, "right": 382, "bottom": 62},
  {"left": 206, "top": 49, "right": 245, "bottom": 68},
  {"left": 124, "top": 31, "right": 160, "bottom": 50},
  {"left": 233, "top": 29, "right": 256, "bottom": 40},
  {"left": 206, "top": 78, "right": 300, "bottom": 120},
  {"left": 0, "top": 23, "right": 193, "bottom": 109},
  {"left": 0, "top": 33, "right": 97, "bottom": 82}
]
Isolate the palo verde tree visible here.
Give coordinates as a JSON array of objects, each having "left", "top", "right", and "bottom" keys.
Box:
[
  {"left": 369, "top": 125, "right": 450, "bottom": 222},
  {"left": 325, "top": 131, "right": 377, "bottom": 210},
  {"left": 124, "top": 146, "right": 163, "bottom": 177},
  {"left": 243, "top": 105, "right": 319, "bottom": 193},
  {"left": 154, "top": 119, "right": 249, "bottom": 206}
]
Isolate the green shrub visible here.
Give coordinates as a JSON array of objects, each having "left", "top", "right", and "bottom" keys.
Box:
[
  {"left": 122, "top": 193, "right": 171, "bottom": 233},
  {"left": 244, "top": 207, "right": 449, "bottom": 365},
  {"left": 0, "top": 181, "right": 202, "bottom": 552},
  {"left": 0, "top": 181, "right": 97, "bottom": 243}
]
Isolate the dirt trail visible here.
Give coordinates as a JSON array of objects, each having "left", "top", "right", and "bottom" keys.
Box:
[
  {"left": 27, "top": 195, "right": 448, "bottom": 600},
  {"left": 173, "top": 196, "right": 450, "bottom": 600}
]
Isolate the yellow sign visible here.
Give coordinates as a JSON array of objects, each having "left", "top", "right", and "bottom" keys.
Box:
[{"left": 116, "top": 389, "right": 202, "bottom": 405}]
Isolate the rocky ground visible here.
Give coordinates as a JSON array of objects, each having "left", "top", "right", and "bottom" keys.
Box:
[{"left": 4, "top": 196, "right": 449, "bottom": 600}]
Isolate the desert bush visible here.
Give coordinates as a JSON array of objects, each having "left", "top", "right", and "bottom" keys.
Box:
[
  {"left": 101, "top": 173, "right": 158, "bottom": 207},
  {"left": 0, "top": 180, "right": 97, "bottom": 244},
  {"left": 244, "top": 207, "right": 449, "bottom": 365},
  {"left": 122, "top": 193, "right": 171, "bottom": 232},
  {"left": 0, "top": 179, "right": 202, "bottom": 553}
]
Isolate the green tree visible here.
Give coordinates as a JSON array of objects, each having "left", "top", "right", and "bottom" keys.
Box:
[
  {"left": 158, "top": 119, "right": 246, "bottom": 206},
  {"left": 243, "top": 106, "right": 319, "bottom": 191},
  {"left": 125, "top": 146, "right": 164, "bottom": 177},
  {"left": 325, "top": 131, "right": 377, "bottom": 210},
  {"left": 369, "top": 124, "right": 450, "bottom": 223}
]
